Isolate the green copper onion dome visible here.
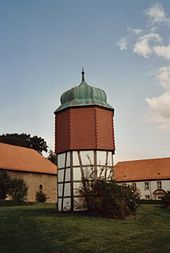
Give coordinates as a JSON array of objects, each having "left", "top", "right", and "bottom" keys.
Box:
[{"left": 56, "top": 69, "right": 113, "bottom": 112}]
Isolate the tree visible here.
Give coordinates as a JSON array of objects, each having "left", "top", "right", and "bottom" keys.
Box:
[
  {"left": 0, "top": 171, "right": 11, "bottom": 199},
  {"left": 47, "top": 150, "right": 57, "bottom": 164},
  {"left": 162, "top": 191, "right": 170, "bottom": 208},
  {"left": 78, "top": 168, "right": 140, "bottom": 218},
  {"left": 29, "top": 136, "right": 48, "bottom": 153},
  {"left": 0, "top": 133, "right": 48, "bottom": 154},
  {"left": 9, "top": 178, "right": 28, "bottom": 202},
  {"left": 121, "top": 184, "right": 140, "bottom": 212},
  {"left": 0, "top": 170, "right": 28, "bottom": 202}
]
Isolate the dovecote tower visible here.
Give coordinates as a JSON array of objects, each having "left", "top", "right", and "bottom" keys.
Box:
[{"left": 54, "top": 70, "right": 115, "bottom": 211}]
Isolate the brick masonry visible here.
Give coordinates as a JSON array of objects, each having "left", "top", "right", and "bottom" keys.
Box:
[
  {"left": 55, "top": 106, "right": 115, "bottom": 153},
  {"left": 70, "top": 107, "right": 97, "bottom": 150},
  {"left": 95, "top": 107, "right": 115, "bottom": 150},
  {"left": 55, "top": 109, "right": 70, "bottom": 153}
]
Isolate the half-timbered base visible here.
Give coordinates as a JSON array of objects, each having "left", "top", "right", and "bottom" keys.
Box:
[{"left": 57, "top": 150, "right": 113, "bottom": 211}]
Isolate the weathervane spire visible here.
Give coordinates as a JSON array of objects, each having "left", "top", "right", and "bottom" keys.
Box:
[{"left": 81, "top": 67, "right": 85, "bottom": 81}]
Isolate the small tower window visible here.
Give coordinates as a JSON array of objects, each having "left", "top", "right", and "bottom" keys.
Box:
[{"left": 39, "top": 184, "right": 43, "bottom": 190}]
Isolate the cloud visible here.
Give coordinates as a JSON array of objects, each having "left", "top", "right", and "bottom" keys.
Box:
[
  {"left": 147, "top": 111, "right": 170, "bottom": 132},
  {"left": 154, "top": 45, "right": 170, "bottom": 60},
  {"left": 156, "top": 66, "right": 170, "bottom": 90},
  {"left": 117, "top": 38, "right": 128, "bottom": 50},
  {"left": 150, "top": 26, "right": 159, "bottom": 32},
  {"left": 117, "top": 2, "right": 170, "bottom": 131},
  {"left": 127, "top": 27, "right": 143, "bottom": 35},
  {"left": 144, "top": 3, "right": 170, "bottom": 25},
  {"left": 133, "top": 33, "right": 162, "bottom": 58},
  {"left": 147, "top": 93, "right": 170, "bottom": 119},
  {"left": 117, "top": 3, "right": 170, "bottom": 58},
  {"left": 146, "top": 66, "right": 170, "bottom": 130}
]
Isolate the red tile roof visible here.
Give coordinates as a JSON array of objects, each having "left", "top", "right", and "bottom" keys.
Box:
[
  {"left": 114, "top": 157, "right": 170, "bottom": 182},
  {"left": 0, "top": 143, "right": 57, "bottom": 175}
]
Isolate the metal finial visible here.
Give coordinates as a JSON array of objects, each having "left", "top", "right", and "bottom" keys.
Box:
[{"left": 81, "top": 68, "right": 85, "bottom": 81}]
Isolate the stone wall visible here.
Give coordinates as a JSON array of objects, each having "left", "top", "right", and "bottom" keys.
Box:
[{"left": 9, "top": 170, "right": 57, "bottom": 203}]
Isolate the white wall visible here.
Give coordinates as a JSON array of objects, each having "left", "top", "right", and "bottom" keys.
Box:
[
  {"left": 57, "top": 150, "right": 114, "bottom": 211},
  {"left": 120, "top": 180, "right": 170, "bottom": 200}
]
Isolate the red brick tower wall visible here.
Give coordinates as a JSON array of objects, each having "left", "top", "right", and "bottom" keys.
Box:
[
  {"left": 55, "top": 109, "right": 70, "bottom": 153},
  {"left": 70, "top": 107, "right": 97, "bottom": 150},
  {"left": 55, "top": 106, "right": 115, "bottom": 154},
  {"left": 95, "top": 107, "right": 115, "bottom": 150}
]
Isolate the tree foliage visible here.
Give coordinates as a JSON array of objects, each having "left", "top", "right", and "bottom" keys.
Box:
[
  {"left": 47, "top": 150, "right": 57, "bottom": 164},
  {"left": 9, "top": 178, "right": 28, "bottom": 202},
  {"left": 0, "top": 171, "right": 11, "bottom": 199},
  {"left": 162, "top": 191, "right": 170, "bottom": 208},
  {"left": 0, "top": 170, "right": 28, "bottom": 202},
  {"left": 79, "top": 168, "right": 140, "bottom": 218},
  {"left": 35, "top": 190, "right": 47, "bottom": 202},
  {"left": 0, "top": 133, "right": 48, "bottom": 153}
]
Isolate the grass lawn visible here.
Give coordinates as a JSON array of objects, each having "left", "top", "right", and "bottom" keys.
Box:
[{"left": 0, "top": 203, "right": 170, "bottom": 253}]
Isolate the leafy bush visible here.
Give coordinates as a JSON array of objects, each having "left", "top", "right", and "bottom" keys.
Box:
[
  {"left": 121, "top": 184, "right": 140, "bottom": 212},
  {"left": 9, "top": 178, "right": 28, "bottom": 202},
  {"left": 162, "top": 191, "right": 170, "bottom": 208},
  {"left": 0, "top": 170, "right": 28, "bottom": 202},
  {"left": 0, "top": 171, "right": 11, "bottom": 199},
  {"left": 79, "top": 168, "right": 140, "bottom": 218},
  {"left": 92, "top": 180, "right": 139, "bottom": 218},
  {"left": 36, "top": 190, "right": 47, "bottom": 202}
]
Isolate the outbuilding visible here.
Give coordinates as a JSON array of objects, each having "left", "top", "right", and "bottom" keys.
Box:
[
  {"left": 115, "top": 158, "right": 170, "bottom": 200},
  {"left": 0, "top": 143, "right": 57, "bottom": 203}
]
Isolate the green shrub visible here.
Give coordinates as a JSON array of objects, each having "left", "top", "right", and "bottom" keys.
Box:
[
  {"left": 162, "top": 191, "right": 170, "bottom": 208},
  {"left": 0, "top": 170, "right": 28, "bottom": 202},
  {"left": 36, "top": 190, "right": 47, "bottom": 202},
  {"left": 0, "top": 170, "right": 11, "bottom": 199},
  {"left": 121, "top": 184, "right": 140, "bottom": 212},
  {"left": 9, "top": 178, "right": 28, "bottom": 202},
  {"left": 79, "top": 176, "right": 140, "bottom": 218}
]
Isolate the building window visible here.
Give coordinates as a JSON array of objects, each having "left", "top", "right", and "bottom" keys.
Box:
[
  {"left": 144, "top": 181, "right": 149, "bottom": 190},
  {"left": 122, "top": 183, "right": 127, "bottom": 186},
  {"left": 157, "top": 181, "right": 162, "bottom": 189},
  {"left": 145, "top": 195, "right": 150, "bottom": 200},
  {"left": 132, "top": 182, "right": 136, "bottom": 189},
  {"left": 39, "top": 184, "right": 43, "bottom": 190}
]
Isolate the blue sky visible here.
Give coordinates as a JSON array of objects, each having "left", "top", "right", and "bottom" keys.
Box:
[{"left": 0, "top": 0, "right": 170, "bottom": 162}]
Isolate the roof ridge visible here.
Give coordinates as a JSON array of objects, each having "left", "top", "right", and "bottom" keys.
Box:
[
  {"left": 115, "top": 157, "right": 170, "bottom": 165},
  {"left": 0, "top": 143, "right": 57, "bottom": 175}
]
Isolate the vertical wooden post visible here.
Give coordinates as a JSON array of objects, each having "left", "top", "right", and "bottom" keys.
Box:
[
  {"left": 61, "top": 152, "right": 67, "bottom": 211},
  {"left": 70, "top": 151, "right": 74, "bottom": 211},
  {"left": 77, "top": 151, "right": 90, "bottom": 210}
]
